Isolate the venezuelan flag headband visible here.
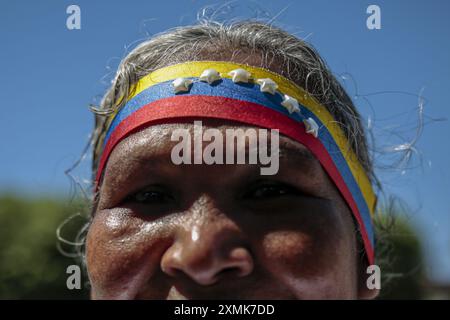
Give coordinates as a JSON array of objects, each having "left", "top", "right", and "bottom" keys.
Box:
[{"left": 95, "top": 61, "right": 377, "bottom": 264}]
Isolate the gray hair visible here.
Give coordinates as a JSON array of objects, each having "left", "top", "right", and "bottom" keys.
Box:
[{"left": 91, "top": 19, "right": 375, "bottom": 190}]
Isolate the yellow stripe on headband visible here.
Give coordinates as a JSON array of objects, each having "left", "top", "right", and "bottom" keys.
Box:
[{"left": 102, "top": 61, "right": 376, "bottom": 215}]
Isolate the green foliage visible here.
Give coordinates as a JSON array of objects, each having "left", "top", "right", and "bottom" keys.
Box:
[
  {"left": 376, "top": 214, "right": 426, "bottom": 299},
  {"left": 0, "top": 195, "right": 89, "bottom": 299}
]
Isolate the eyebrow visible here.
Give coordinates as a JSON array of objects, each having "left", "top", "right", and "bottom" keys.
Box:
[
  {"left": 104, "top": 131, "right": 320, "bottom": 185},
  {"left": 278, "top": 140, "right": 317, "bottom": 163},
  {"left": 108, "top": 137, "right": 318, "bottom": 172}
]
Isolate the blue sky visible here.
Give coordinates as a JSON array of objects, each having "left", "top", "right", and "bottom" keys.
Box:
[{"left": 1, "top": 0, "right": 449, "bottom": 283}]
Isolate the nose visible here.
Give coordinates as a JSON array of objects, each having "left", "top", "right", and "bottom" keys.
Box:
[{"left": 160, "top": 202, "right": 254, "bottom": 286}]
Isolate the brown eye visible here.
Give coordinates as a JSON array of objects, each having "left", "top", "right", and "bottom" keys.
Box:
[
  {"left": 244, "top": 182, "right": 298, "bottom": 200},
  {"left": 127, "top": 187, "right": 174, "bottom": 204}
]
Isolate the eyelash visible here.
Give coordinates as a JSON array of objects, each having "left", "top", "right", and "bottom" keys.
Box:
[
  {"left": 125, "top": 187, "right": 174, "bottom": 205},
  {"left": 125, "top": 181, "right": 300, "bottom": 206},
  {"left": 242, "top": 181, "right": 300, "bottom": 200}
]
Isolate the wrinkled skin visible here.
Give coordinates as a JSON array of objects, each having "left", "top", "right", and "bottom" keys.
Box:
[{"left": 86, "top": 120, "right": 379, "bottom": 299}]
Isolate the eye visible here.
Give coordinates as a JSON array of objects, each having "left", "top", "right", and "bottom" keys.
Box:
[
  {"left": 126, "top": 186, "right": 174, "bottom": 205},
  {"left": 243, "top": 181, "right": 299, "bottom": 200}
]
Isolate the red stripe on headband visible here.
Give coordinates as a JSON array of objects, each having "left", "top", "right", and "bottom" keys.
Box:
[{"left": 96, "top": 95, "right": 374, "bottom": 264}]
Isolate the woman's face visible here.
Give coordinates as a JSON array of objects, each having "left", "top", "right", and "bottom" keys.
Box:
[{"left": 86, "top": 121, "right": 377, "bottom": 299}]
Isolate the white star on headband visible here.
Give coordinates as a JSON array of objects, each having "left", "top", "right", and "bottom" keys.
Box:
[
  {"left": 199, "top": 69, "right": 221, "bottom": 84},
  {"left": 228, "top": 68, "right": 252, "bottom": 83},
  {"left": 303, "top": 117, "right": 319, "bottom": 138},
  {"left": 172, "top": 77, "right": 193, "bottom": 93},
  {"left": 256, "top": 78, "right": 278, "bottom": 95},
  {"left": 281, "top": 94, "right": 300, "bottom": 114}
]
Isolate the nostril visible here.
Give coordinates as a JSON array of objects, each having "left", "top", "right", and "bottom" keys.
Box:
[
  {"left": 216, "top": 253, "right": 254, "bottom": 280},
  {"left": 163, "top": 266, "right": 184, "bottom": 278},
  {"left": 161, "top": 264, "right": 175, "bottom": 277},
  {"left": 216, "top": 266, "right": 242, "bottom": 279},
  {"left": 228, "top": 248, "right": 254, "bottom": 277}
]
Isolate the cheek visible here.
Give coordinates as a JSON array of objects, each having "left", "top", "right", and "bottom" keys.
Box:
[
  {"left": 260, "top": 229, "right": 331, "bottom": 277},
  {"left": 262, "top": 231, "right": 311, "bottom": 262},
  {"left": 86, "top": 209, "right": 171, "bottom": 298},
  {"left": 257, "top": 216, "right": 358, "bottom": 299}
]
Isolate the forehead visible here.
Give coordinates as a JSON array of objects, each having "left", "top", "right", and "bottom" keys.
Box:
[{"left": 104, "top": 120, "right": 317, "bottom": 171}]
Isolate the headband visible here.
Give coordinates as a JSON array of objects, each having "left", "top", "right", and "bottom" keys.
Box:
[{"left": 95, "top": 61, "right": 376, "bottom": 264}]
